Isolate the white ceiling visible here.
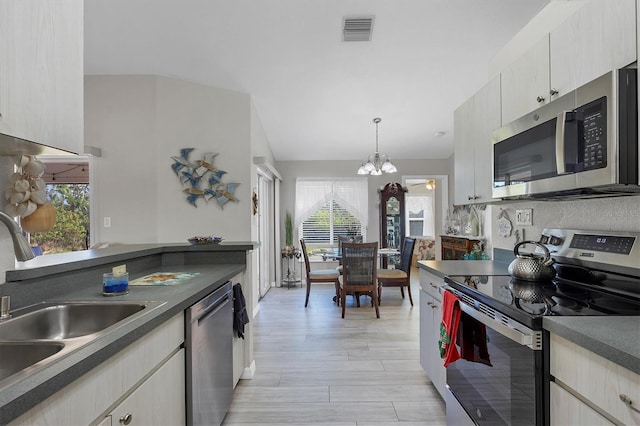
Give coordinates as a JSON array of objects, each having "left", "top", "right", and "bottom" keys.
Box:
[{"left": 84, "top": 0, "right": 548, "bottom": 162}]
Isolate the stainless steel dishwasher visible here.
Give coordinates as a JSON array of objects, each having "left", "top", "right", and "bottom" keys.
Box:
[{"left": 185, "top": 281, "right": 233, "bottom": 426}]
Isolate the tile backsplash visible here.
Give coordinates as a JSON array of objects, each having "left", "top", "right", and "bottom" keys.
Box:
[{"left": 488, "top": 195, "right": 640, "bottom": 252}]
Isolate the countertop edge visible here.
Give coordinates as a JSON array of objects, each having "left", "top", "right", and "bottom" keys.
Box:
[
  {"left": 5, "top": 242, "right": 259, "bottom": 282},
  {"left": 543, "top": 316, "right": 640, "bottom": 375}
]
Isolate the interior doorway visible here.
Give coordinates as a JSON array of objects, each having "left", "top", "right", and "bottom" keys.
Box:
[
  {"left": 257, "top": 174, "right": 271, "bottom": 296},
  {"left": 403, "top": 175, "right": 449, "bottom": 259}
]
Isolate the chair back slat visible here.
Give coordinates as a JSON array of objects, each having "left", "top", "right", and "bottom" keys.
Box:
[{"left": 342, "top": 242, "right": 378, "bottom": 287}]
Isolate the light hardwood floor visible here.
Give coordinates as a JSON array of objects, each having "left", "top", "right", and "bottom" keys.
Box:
[{"left": 223, "top": 268, "right": 446, "bottom": 425}]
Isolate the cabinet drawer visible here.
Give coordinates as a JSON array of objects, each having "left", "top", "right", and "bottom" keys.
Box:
[
  {"left": 441, "top": 236, "right": 469, "bottom": 249},
  {"left": 419, "top": 270, "right": 443, "bottom": 301},
  {"left": 550, "top": 333, "right": 640, "bottom": 425}
]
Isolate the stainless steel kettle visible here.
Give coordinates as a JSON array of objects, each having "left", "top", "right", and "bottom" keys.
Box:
[{"left": 508, "top": 241, "right": 556, "bottom": 281}]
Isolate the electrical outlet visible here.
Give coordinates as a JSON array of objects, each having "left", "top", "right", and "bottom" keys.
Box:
[
  {"left": 515, "top": 209, "right": 533, "bottom": 226},
  {"left": 104, "top": 217, "right": 111, "bottom": 228}
]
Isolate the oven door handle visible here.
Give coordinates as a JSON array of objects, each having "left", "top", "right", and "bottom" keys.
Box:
[{"left": 457, "top": 299, "right": 541, "bottom": 349}]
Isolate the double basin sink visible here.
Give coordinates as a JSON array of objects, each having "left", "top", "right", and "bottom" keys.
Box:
[{"left": 0, "top": 300, "right": 165, "bottom": 389}]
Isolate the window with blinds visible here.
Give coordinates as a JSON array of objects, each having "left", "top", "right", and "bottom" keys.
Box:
[{"left": 300, "top": 200, "right": 362, "bottom": 244}]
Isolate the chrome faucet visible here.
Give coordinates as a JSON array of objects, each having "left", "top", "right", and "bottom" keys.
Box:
[
  {"left": 0, "top": 295, "right": 10, "bottom": 320},
  {"left": 0, "top": 210, "right": 35, "bottom": 261}
]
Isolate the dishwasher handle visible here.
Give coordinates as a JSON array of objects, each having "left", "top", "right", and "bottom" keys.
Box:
[{"left": 189, "top": 281, "right": 233, "bottom": 324}]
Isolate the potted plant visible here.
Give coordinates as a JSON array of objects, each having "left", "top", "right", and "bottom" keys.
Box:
[{"left": 282, "top": 212, "right": 300, "bottom": 278}]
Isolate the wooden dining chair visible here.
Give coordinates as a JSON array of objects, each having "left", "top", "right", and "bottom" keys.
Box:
[
  {"left": 378, "top": 237, "right": 416, "bottom": 306},
  {"left": 300, "top": 239, "right": 340, "bottom": 307},
  {"left": 339, "top": 242, "right": 379, "bottom": 318}
]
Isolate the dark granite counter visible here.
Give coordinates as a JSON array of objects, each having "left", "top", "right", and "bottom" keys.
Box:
[
  {"left": 0, "top": 243, "right": 256, "bottom": 424},
  {"left": 418, "top": 259, "right": 510, "bottom": 278}
]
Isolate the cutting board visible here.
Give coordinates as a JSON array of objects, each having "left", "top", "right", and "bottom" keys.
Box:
[{"left": 129, "top": 272, "right": 200, "bottom": 286}]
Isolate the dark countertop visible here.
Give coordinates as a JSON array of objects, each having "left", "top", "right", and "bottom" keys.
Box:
[
  {"left": 418, "top": 259, "right": 510, "bottom": 278},
  {"left": 418, "top": 259, "right": 640, "bottom": 376},
  {"left": 543, "top": 316, "right": 640, "bottom": 375},
  {"left": 6, "top": 241, "right": 258, "bottom": 282},
  {"left": 0, "top": 243, "right": 255, "bottom": 424}
]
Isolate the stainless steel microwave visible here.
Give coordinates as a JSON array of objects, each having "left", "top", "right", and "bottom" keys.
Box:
[{"left": 492, "top": 69, "right": 638, "bottom": 200}]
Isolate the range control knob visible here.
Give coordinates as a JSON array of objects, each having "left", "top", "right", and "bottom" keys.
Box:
[{"left": 549, "top": 236, "right": 564, "bottom": 246}]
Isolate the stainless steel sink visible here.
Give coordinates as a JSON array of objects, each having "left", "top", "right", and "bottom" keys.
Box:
[
  {"left": 0, "top": 302, "right": 148, "bottom": 340},
  {"left": 0, "top": 342, "right": 65, "bottom": 382},
  {"left": 0, "top": 300, "right": 165, "bottom": 389}
]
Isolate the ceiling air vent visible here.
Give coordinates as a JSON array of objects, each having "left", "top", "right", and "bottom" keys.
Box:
[{"left": 343, "top": 16, "right": 374, "bottom": 42}]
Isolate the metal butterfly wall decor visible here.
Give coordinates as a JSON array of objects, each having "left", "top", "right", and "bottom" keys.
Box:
[{"left": 171, "top": 148, "right": 240, "bottom": 208}]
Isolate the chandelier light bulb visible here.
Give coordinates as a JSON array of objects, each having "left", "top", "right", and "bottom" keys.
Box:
[{"left": 356, "top": 117, "right": 397, "bottom": 176}]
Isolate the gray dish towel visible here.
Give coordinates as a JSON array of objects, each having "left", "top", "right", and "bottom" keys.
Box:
[{"left": 233, "top": 283, "right": 250, "bottom": 339}]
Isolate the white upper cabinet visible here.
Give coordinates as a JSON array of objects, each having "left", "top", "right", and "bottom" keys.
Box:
[
  {"left": 501, "top": 0, "right": 637, "bottom": 125},
  {"left": 500, "top": 35, "right": 550, "bottom": 125},
  {"left": 0, "top": 0, "right": 83, "bottom": 154},
  {"left": 454, "top": 75, "right": 501, "bottom": 205},
  {"left": 550, "top": 0, "right": 637, "bottom": 101}
]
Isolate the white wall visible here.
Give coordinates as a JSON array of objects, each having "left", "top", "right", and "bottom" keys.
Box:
[
  {"left": 275, "top": 158, "right": 452, "bottom": 248},
  {"left": 85, "top": 75, "right": 255, "bottom": 244}
]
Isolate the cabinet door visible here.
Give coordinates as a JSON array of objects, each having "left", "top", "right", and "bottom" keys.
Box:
[
  {"left": 550, "top": 0, "right": 636, "bottom": 99},
  {"left": 470, "top": 75, "right": 501, "bottom": 204},
  {"left": 501, "top": 35, "right": 550, "bottom": 124},
  {"left": 453, "top": 96, "right": 475, "bottom": 205},
  {"left": 107, "top": 349, "right": 186, "bottom": 426},
  {"left": 0, "top": 0, "right": 83, "bottom": 154},
  {"left": 429, "top": 296, "right": 445, "bottom": 399},
  {"left": 550, "top": 381, "right": 614, "bottom": 426}
]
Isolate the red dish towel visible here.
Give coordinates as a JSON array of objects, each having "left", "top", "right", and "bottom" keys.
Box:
[{"left": 439, "top": 290, "right": 462, "bottom": 367}]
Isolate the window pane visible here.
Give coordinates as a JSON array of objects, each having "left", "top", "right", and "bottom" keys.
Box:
[
  {"left": 409, "top": 221, "right": 424, "bottom": 236},
  {"left": 301, "top": 200, "right": 362, "bottom": 244},
  {"left": 409, "top": 209, "right": 424, "bottom": 219}
]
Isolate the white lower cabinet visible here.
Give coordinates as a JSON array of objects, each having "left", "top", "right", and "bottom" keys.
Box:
[
  {"left": 10, "top": 313, "right": 185, "bottom": 425},
  {"left": 419, "top": 270, "right": 446, "bottom": 399},
  {"left": 549, "top": 333, "right": 640, "bottom": 426},
  {"left": 102, "top": 349, "right": 185, "bottom": 426}
]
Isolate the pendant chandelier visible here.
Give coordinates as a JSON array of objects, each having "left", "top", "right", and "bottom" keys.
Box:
[{"left": 357, "top": 117, "right": 397, "bottom": 175}]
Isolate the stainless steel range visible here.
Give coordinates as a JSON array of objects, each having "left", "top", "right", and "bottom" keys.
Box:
[{"left": 442, "top": 229, "right": 640, "bottom": 426}]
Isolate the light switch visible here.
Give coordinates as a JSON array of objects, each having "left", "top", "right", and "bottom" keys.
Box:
[
  {"left": 104, "top": 217, "right": 111, "bottom": 228},
  {"left": 515, "top": 209, "right": 533, "bottom": 226}
]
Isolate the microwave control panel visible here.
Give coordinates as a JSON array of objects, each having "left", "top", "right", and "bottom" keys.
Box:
[{"left": 579, "top": 96, "right": 607, "bottom": 170}]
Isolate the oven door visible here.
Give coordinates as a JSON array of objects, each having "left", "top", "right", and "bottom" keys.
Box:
[{"left": 446, "top": 299, "right": 544, "bottom": 426}]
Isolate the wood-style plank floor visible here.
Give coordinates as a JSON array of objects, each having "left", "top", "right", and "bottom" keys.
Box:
[{"left": 223, "top": 269, "right": 446, "bottom": 425}]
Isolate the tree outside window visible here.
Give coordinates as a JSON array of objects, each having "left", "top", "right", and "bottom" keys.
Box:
[{"left": 29, "top": 184, "right": 90, "bottom": 254}]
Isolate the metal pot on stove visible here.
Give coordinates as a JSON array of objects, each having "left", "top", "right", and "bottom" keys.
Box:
[{"left": 508, "top": 241, "right": 556, "bottom": 281}]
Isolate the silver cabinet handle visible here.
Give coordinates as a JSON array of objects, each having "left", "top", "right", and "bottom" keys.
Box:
[
  {"left": 467, "top": 195, "right": 480, "bottom": 200},
  {"left": 537, "top": 95, "right": 546, "bottom": 103},
  {"left": 620, "top": 394, "right": 640, "bottom": 414},
  {"left": 550, "top": 88, "right": 559, "bottom": 96},
  {"left": 119, "top": 413, "right": 133, "bottom": 425},
  {"left": 429, "top": 282, "right": 438, "bottom": 289}
]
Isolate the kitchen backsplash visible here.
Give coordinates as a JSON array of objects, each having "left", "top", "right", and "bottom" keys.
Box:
[{"left": 487, "top": 196, "right": 640, "bottom": 252}]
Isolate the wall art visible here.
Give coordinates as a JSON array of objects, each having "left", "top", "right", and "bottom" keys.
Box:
[{"left": 170, "top": 148, "right": 239, "bottom": 208}]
